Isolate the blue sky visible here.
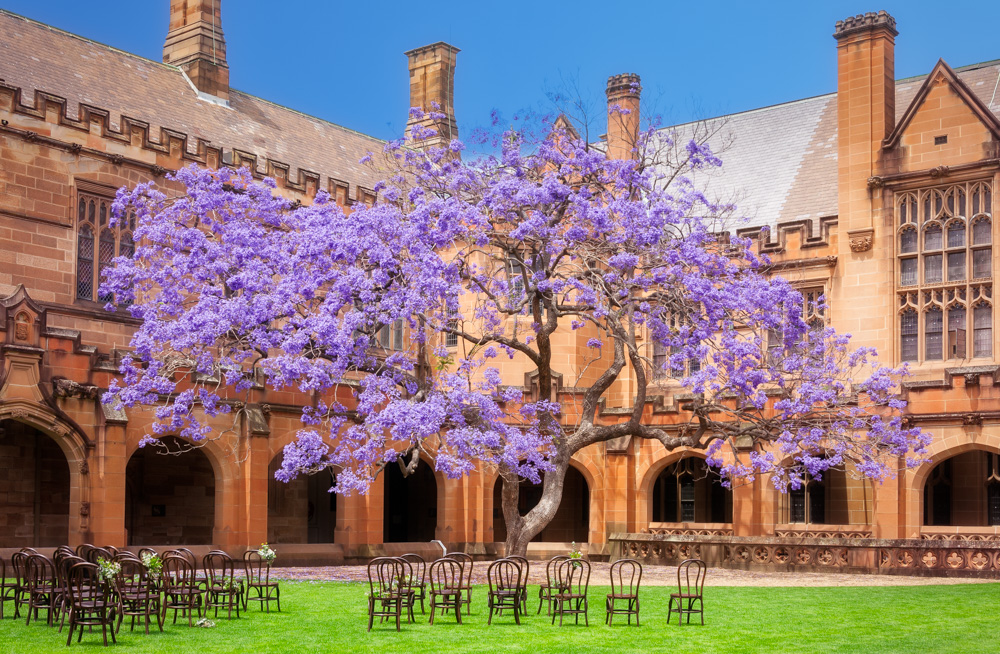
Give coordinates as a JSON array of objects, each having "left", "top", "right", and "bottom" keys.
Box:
[{"left": 3, "top": 1, "right": 1000, "bottom": 141}]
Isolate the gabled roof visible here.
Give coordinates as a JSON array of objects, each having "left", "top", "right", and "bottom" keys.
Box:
[
  {"left": 885, "top": 58, "right": 1000, "bottom": 148},
  {"left": 0, "top": 9, "right": 384, "bottom": 200},
  {"left": 657, "top": 60, "right": 1000, "bottom": 232}
]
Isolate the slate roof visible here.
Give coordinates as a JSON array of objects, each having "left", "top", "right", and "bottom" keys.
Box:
[
  {"left": 663, "top": 60, "right": 1000, "bottom": 231},
  {"left": 0, "top": 9, "right": 384, "bottom": 199}
]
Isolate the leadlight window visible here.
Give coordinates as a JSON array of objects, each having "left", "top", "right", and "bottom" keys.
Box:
[
  {"left": 897, "top": 182, "right": 992, "bottom": 363},
  {"left": 788, "top": 474, "right": 826, "bottom": 524},
  {"left": 378, "top": 319, "right": 405, "bottom": 351},
  {"left": 76, "top": 190, "right": 135, "bottom": 302}
]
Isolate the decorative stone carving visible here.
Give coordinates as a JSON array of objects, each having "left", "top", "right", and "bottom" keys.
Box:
[
  {"left": 150, "top": 165, "right": 166, "bottom": 177},
  {"left": 964, "top": 414, "right": 983, "bottom": 426},
  {"left": 52, "top": 378, "right": 100, "bottom": 400},
  {"left": 929, "top": 165, "right": 951, "bottom": 178},
  {"left": 922, "top": 551, "right": 938, "bottom": 567},
  {"left": 79, "top": 502, "right": 90, "bottom": 517},
  {"left": 848, "top": 228, "right": 875, "bottom": 253},
  {"left": 79, "top": 460, "right": 89, "bottom": 475},
  {"left": 867, "top": 176, "right": 884, "bottom": 190},
  {"left": 14, "top": 311, "right": 30, "bottom": 341},
  {"left": 108, "top": 154, "right": 124, "bottom": 165},
  {"left": 964, "top": 373, "right": 981, "bottom": 387},
  {"left": 68, "top": 142, "right": 83, "bottom": 153}
]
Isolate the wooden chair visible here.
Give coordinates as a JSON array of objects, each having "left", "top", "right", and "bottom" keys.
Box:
[
  {"left": 551, "top": 558, "right": 590, "bottom": 627},
  {"left": 447, "top": 552, "right": 473, "bottom": 615},
  {"left": 537, "top": 555, "right": 569, "bottom": 615},
  {"left": 428, "top": 558, "right": 463, "bottom": 626},
  {"left": 54, "top": 554, "right": 86, "bottom": 633},
  {"left": 204, "top": 551, "right": 243, "bottom": 620},
  {"left": 243, "top": 549, "right": 280, "bottom": 613},
  {"left": 64, "top": 562, "right": 117, "bottom": 647},
  {"left": 114, "top": 556, "right": 162, "bottom": 634},
  {"left": 162, "top": 554, "right": 203, "bottom": 626},
  {"left": 24, "top": 554, "right": 58, "bottom": 627},
  {"left": 367, "top": 557, "right": 405, "bottom": 632},
  {"left": 486, "top": 559, "right": 522, "bottom": 625},
  {"left": 507, "top": 556, "right": 529, "bottom": 615},
  {"left": 667, "top": 558, "right": 706, "bottom": 626},
  {"left": 606, "top": 558, "right": 642, "bottom": 626},
  {"left": 10, "top": 550, "right": 33, "bottom": 619},
  {"left": 0, "top": 557, "right": 17, "bottom": 619},
  {"left": 400, "top": 553, "right": 427, "bottom": 615}
]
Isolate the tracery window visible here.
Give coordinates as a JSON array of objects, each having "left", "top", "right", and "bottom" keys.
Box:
[
  {"left": 897, "top": 182, "right": 992, "bottom": 362},
  {"left": 76, "top": 190, "right": 135, "bottom": 303},
  {"left": 788, "top": 473, "right": 826, "bottom": 524}
]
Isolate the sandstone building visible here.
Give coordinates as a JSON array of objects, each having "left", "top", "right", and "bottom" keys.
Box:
[{"left": 2, "top": 4, "right": 1000, "bottom": 575}]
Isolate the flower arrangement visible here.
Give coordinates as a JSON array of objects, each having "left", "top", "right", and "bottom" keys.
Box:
[
  {"left": 258, "top": 542, "right": 277, "bottom": 565},
  {"left": 141, "top": 552, "right": 162, "bottom": 579},
  {"left": 96, "top": 557, "right": 121, "bottom": 583},
  {"left": 569, "top": 542, "right": 583, "bottom": 568}
]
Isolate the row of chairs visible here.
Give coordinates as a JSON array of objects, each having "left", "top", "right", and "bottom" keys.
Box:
[
  {"left": 0, "top": 545, "right": 281, "bottom": 647},
  {"left": 366, "top": 554, "right": 706, "bottom": 630}
]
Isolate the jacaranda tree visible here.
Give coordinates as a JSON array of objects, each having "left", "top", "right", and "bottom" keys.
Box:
[{"left": 101, "top": 108, "right": 929, "bottom": 556}]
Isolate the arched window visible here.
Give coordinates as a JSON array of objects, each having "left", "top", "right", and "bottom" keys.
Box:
[
  {"left": 75, "top": 189, "right": 134, "bottom": 303},
  {"left": 897, "top": 181, "right": 992, "bottom": 363},
  {"left": 788, "top": 474, "right": 826, "bottom": 524}
]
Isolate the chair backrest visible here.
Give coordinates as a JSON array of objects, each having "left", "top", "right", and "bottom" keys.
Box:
[
  {"left": 544, "top": 555, "right": 570, "bottom": 586},
  {"left": 162, "top": 554, "right": 196, "bottom": 591},
  {"left": 56, "top": 555, "right": 86, "bottom": 588},
  {"left": 428, "top": 558, "right": 462, "bottom": 593},
  {"left": 400, "top": 554, "right": 426, "bottom": 585},
  {"left": 507, "top": 556, "right": 529, "bottom": 586},
  {"left": 74, "top": 544, "right": 94, "bottom": 560},
  {"left": 367, "top": 557, "right": 404, "bottom": 597},
  {"left": 175, "top": 548, "right": 198, "bottom": 568},
  {"left": 86, "top": 547, "right": 114, "bottom": 565},
  {"left": 67, "top": 562, "right": 104, "bottom": 606},
  {"left": 610, "top": 558, "right": 642, "bottom": 597},
  {"left": 116, "top": 557, "right": 149, "bottom": 594},
  {"left": 448, "top": 552, "right": 472, "bottom": 586},
  {"left": 137, "top": 547, "right": 158, "bottom": 560},
  {"left": 556, "top": 558, "right": 590, "bottom": 596},
  {"left": 203, "top": 551, "right": 236, "bottom": 587},
  {"left": 53, "top": 546, "right": 74, "bottom": 567},
  {"left": 11, "top": 551, "right": 31, "bottom": 587},
  {"left": 26, "top": 554, "right": 56, "bottom": 590},
  {"left": 243, "top": 549, "right": 271, "bottom": 586},
  {"left": 486, "top": 558, "right": 522, "bottom": 594},
  {"left": 676, "top": 559, "right": 706, "bottom": 597}
]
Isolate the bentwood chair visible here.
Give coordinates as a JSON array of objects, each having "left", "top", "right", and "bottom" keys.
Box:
[
  {"left": 0, "top": 558, "right": 16, "bottom": 619},
  {"left": 115, "top": 556, "right": 163, "bottom": 634},
  {"left": 551, "top": 558, "right": 590, "bottom": 627},
  {"left": 428, "top": 558, "right": 463, "bottom": 626},
  {"left": 367, "top": 557, "right": 406, "bottom": 632},
  {"left": 606, "top": 558, "right": 642, "bottom": 626},
  {"left": 400, "top": 554, "right": 428, "bottom": 615},
  {"left": 24, "top": 554, "right": 59, "bottom": 627},
  {"left": 486, "top": 559, "right": 522, "bottom": 625},
  {"left": 537, "top": 555, "right": 570, "bottom": 615},
  {"left": 243, "top": 550, "right": 280, "bottom": 613},
  {"left": 161, "top": 554, "right": 203, "bottom": 627},
  {"left": 447, "top": 552, "right": 473, "bottom": 615},
  {"left": 668, "top": 558, "right": 706, "bottom": 626},
  {"left": 507, "top": 556, "right": 529, "bottom": 615},
  {"left": 10, "top": 550, "right": 34, "bottom": 619},
  {"left": 64, "top": 562, "right": 117, "bottom": 647},
  {"left": 204, "top": 551, "right": 243, "bottom": 620}
]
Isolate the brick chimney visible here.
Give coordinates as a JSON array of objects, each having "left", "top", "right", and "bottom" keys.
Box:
[
  {"left": 605, "top": 73, "right": 641, "bottom": 160},
  {"left": 404, "top": 42, "right": 460, "bottom": 149},
  {"left": 834, "top": 11, "right": 896, "bottom": 249},
  {"left": 163, "top": 0, "right": 229, "bottom": 102}
]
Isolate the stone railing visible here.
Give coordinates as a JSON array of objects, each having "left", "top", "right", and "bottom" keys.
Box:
[
  {"left": 609, "top": 531, "right": 1000, "bottom": 577},
  {"left": 643, "top": 522, "right": 734, "bottom": 537},
  {"left": 774, "top": 524, "right": 872, "bottom": 539},
  {"left": 920, "top": 526, "right": 1000, "bottom": 542}
]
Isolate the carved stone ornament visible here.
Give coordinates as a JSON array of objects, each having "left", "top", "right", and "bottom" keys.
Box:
[
  {"left": 14, "top": 312, "right": 30, "bottom": 341},
  {"left": 150, "top": 165, "right": 166, "bottom": 177},
  {"left": 52, "top": 378, "right": 100, "bottom": 400},
  {"left": 964, "top": 373, "right": 981, "bottom": 386},
  {"left": 79, "top": 501, "right": 90, "bottom": 517},
  {"left": 79, "top": 460, "right": 89, "bottom": 475},
  {"left": 964, "top": 414, "right": 983, "bottom": 427},
  {"left": 108, "top": 154, "right": 124, "bottom": 166},
  {"left": 848, "top": 228, "right": 875, "bottom": 253},
  {"left": 930, "top": 165, "right": 951, "bottom": 178},
  {"left": 68, "top": 142, "right": 83, "bottom": 154},
  {"left": 867, "top": 176, "right": 885, "bottom": 190}
]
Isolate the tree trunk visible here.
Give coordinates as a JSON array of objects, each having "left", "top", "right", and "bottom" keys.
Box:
[{"left": 502, "top": 449, "right": 571, "bottom": 557}]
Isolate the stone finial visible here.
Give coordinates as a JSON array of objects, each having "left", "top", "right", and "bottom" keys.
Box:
[
  {"left": 834, "top": 10, "right": 898, "bottom": 39},
  {"left": 404, "top": 42, "right": 460, "bottom": 150}
]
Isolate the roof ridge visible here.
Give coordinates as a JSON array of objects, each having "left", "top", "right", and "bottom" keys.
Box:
[
  {"left": 657, "top": 57, "right": 1000, "bottom": 133},
  {"left": 0, "top": 8, "right": 384, "bottom": 146},
  {"left": 0, "top": 9, "right": 178, "bottom": 73}
]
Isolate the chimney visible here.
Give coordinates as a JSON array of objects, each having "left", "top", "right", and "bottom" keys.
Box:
[
  {"left": 404, "top": 42, "right": 460, "bottom": 149},
  {"left": 834, "top": 11, "right": 896, "bottom": 247},
  {"left": 605, "top": 73, "right": 641, "bottom": 160},
  {"left": 164, "top": 0, "right": 229, "bottom": 102}
]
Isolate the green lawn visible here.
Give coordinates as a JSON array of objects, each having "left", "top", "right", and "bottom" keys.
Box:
[{"left": 0, "top": 581, "right": 997, "bottom": 653}]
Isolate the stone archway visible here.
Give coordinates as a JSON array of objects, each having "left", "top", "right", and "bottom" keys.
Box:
[
  {"left": 922, "top": 449, "right": 1000, "bottom": 527},
  {"left": 0, "top": 419, "right": 71, "bottom": 547},
  {"left": 383, "top": 461, "right": 438, "bottom": 543},
  {"left": 267, "top": 453, "right": 338, "bottom": 544},
  {"left": 492, "top": 465, "right": 590, "bottom": 543},
  {"left": 650, "top": 457, "right": 732, "bottom": 524},
  {"left": 125, "top": 437, "right": 217, "bottom": 545}
]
